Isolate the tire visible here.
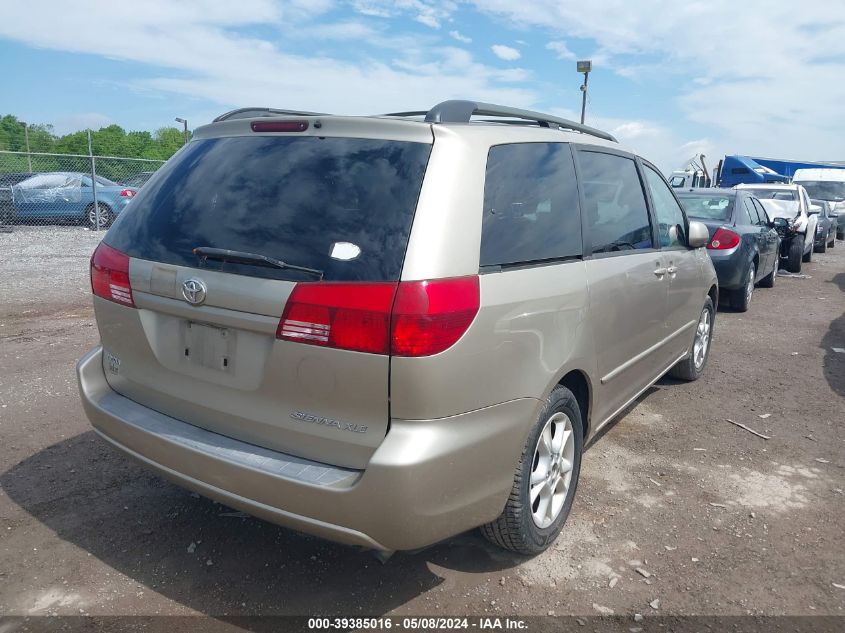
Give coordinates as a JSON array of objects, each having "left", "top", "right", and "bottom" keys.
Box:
[
  {"left": 758, "top": 257, "right": 776, "bottom": 288},
  {"left": 786, "top": 238, "right": 803, "bottom": 273},
  {"left": 86, "top": 202, "right": 113, "bottom": 230},
  {"left": 815, "top": 235, "right": 827, "bottom": 253},
  {"left": 668, "top": 297, "right": 714, "bottom": 381},
  {"left": 828, "top": 232, "right": 835, "bottom": 248},
  {"left": 802, "top": 234, "right": 813, "bottom": 262},
  {"left": 480, "top": 385, "right": 583, "bottom": 555},
  {"left": 730, "top": 263, "right": 755, "bottom": 312}
]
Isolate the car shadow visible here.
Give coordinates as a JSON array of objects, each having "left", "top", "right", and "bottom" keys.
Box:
[
  {"left": 0, "top": 431, "right": 531, "bottom": 623},
  {"left": 821, "top": 271, "right": 845, "bottom": 398}
]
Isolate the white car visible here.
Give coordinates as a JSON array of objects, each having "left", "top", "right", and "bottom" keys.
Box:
[
  {"left": 793, "top": 168, "right": 845, "bottom": 240},
  {"left": 735, "top": 183, "right": 818, "bottom": 273}
]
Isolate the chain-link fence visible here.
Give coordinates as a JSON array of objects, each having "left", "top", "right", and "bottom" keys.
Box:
[{"left": 0, "top": 150, "right": 165, "bottom": 230}]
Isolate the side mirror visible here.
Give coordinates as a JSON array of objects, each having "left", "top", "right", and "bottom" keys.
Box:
[
  {"left": 688, "top": 220, "right": 709, "bottom": 248},
  {"left": 808, "top": 205, "right": 820, "bottom": 215}
]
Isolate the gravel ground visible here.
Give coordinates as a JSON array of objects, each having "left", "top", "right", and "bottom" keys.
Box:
[{"left": 0, "top": 227, "right": 843, "bottom": 626}]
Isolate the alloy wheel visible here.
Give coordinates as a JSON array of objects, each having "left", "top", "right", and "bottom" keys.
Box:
[
  {"left": 530, "top": 412, "right": 575, "bottom": 529},
  {"left": 693, "top": 307, "right": 711, "bottom": 370},
  {"left": 745, "top": 266, "right": 755, "bottom": 305}
]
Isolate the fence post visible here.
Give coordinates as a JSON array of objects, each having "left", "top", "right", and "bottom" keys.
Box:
[{"left": 88, "top": 130, "right": 101, "bottom": 231}]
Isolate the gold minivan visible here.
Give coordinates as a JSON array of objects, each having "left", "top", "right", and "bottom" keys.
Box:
[{"left": 77, "top": 101, "right": 717, "bottom": 555}]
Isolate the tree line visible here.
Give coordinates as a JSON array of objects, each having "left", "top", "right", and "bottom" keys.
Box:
[{"left": 0, "top": 114, "right": 188, "bottom": 160}]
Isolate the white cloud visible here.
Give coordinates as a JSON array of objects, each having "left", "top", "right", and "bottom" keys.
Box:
[
  {"left": 491, "top": 44, "right": 520, "bottom": 61},
  {"left": 350, "top": 0, "right": 456, "bottom": 28},
  {"left": 470, "top": 0, "right": 845, "bottom": 162},
  {"left": 0, "top": 1, "right": 533, "bottom": 125},
  {"left": 449, "top": 30, "right": 472, "bottom": 43},
  {"left": 415, "top": 13, "right": 441, "bottom": 28},
  {"left": 546, "top": 40, "right": 575, "bottom": 60}
]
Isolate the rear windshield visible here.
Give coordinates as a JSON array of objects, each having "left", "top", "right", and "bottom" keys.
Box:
[
  {"left": 105, "top": 136, "right": 431, "bottom": 282},
  {"left": 677, "top": 194, "right": 734, "bottom": 220}
]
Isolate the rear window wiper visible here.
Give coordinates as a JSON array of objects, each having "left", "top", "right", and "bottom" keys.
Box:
[{"left": 193, "top": 247, "right": 324, "bottom": 280}]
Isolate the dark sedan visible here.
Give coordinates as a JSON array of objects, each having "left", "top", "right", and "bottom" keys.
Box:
[
  {"left": 677, "top": 188, "right": 780, "bottom": 312},
  {"left": 810, "top": 199, "right": 836, "bottom": 252}
]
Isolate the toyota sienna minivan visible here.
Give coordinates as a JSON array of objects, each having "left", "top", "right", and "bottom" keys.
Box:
[{"left": 77, "top": 100, "right": 718, "bottom": 555}]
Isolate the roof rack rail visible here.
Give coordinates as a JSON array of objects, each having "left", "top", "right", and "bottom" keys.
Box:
[
  {"left": 385, "top": 100, "right": 617, "bottom": 143},
  {"left": 213, "top": 107, "right": 327, "bottom": 123}
]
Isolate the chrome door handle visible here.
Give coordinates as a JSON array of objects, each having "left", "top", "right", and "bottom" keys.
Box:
[
  {"left": 667, "top": 265, "right": 678, "bottom": 274},
  {"left": 654, "top": 267, "right": 667, "bottom": 276}
]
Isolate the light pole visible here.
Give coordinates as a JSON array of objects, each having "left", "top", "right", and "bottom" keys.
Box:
[
  {"left": 576, "top": 60, "right": 592, "bottom": 125},
  {"left": 175, "top": 117, "right": 189, "bottom": 145},
  {"left": 19, "top": 121, "right": 32, "bottom": 171}
]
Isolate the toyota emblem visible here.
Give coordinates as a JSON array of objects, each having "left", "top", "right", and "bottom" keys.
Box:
[{"left": 181, "top": 278, "right": 207, "bottom": 306}]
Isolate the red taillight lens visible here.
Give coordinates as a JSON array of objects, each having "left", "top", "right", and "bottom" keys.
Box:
[
  {"left": 276, "top": 276, "right": 480, "bottom": 357},
  {"left": 120, "top": 188, "right": 136, "bottom": 197},
  {"left": 707, "top": 227, "right": 741, "bottom": 250},
  {"left": 251, "top": 120, "right": 309, "bottom": 133},
  {"left": 391, "top": 276, "right": 479, "bottom": 357},
  {"left": 91, "top": 243, "right": 135, "bottom": 307},
  {"left": 278, "top": 282, "right": 398, "bottom": 354}
]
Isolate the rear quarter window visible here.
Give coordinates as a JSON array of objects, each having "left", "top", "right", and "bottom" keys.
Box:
[
  {"left": 105, "top": 136, "right": 431, "bottom": 282},
  {"left": 480, "top": 143, "right": 582, "bottom": 268}
]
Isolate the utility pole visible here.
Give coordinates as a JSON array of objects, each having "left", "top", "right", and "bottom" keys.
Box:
[
  {"left": 88, "top": 130, "right": 102, "bottom": 230},
  {"left": 577, "top": 60, "right": 592, "bottom": 125},
  {"left": 175, "top": 117, "right": 189, "bottom": 145},
  {"left": 19, "top": 121, "right": 32, "bottom": 171}
]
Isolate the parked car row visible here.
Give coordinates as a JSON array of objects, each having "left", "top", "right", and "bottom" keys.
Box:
[
  {"left": 675, "top": 181, "right": 837, "bottom": 312},
  {"left": 0, "top": 172, "right": 138, "bottom": 229}
]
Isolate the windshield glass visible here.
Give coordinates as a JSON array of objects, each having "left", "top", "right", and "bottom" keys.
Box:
[
  {"left": 795, "top": 180, "right": 845, "bottom": 202},
  {"left": 677, "top": 194, "right": 734, "bottom": 220},
  {"left": 105, "top": 136, "right": 432, "bottom": 282},
  {"left": 744, "top": 188, "right": 796, "bottom": 201}
]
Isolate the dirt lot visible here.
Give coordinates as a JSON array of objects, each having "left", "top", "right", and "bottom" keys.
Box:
[{"left": 0, "top": 226, "right": 843, "bottom": 626}]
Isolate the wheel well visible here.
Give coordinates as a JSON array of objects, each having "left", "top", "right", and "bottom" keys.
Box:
[
  {"left": 85, "top": 201, "right": 111, "bottom": 210},
  {"left": 558, "top": 370, "right": 590, "bottom": 440},
  {"left": 708, "top": 284, "right": 718, "bottom": 308}
]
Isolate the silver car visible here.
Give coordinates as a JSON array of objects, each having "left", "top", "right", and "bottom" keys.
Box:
[{"left": 77, "top": 101, "right": 717, "bottom": 555}]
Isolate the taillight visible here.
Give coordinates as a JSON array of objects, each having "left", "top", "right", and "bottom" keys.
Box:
[
  {"left": 707, "top": 227, "right": 741, "bottom": 250},
  {"left": 278, "top": 282, "right": 398, "bottom": 354},
  {"left": 120, "top": 189, "right": 136, "bottom": 197},
  {"left": 276, "top": 276, "right": 480, "bottom": 357},
  {"left": 390, "top": 276, "right": 479, "bottom": 357},
  {"left": 91, "top": 243, "right": 135, "bottom": 307}
]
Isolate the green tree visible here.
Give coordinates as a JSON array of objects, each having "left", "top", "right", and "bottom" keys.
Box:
[{"left": 1, "top": 113, "right": 190, "bottom": 161}]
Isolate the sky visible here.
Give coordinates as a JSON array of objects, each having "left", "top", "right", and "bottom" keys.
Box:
[{"left": 1, "top": 0, "right": 844, "bottom": 172}]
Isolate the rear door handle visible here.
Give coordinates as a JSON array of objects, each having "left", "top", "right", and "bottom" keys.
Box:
[{"left": 654, "top": 267, "right": 667, "bottom": 277}]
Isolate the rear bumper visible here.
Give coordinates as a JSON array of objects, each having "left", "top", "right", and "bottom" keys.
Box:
[
  {"left": 77, "top": 346, "right": 540, "bottom": 551},
  {"left": 709, "top": 250, "right": 747, "bottom": 290}
]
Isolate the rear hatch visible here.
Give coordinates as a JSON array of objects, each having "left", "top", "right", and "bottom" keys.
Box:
[{"left": 93, "top": 119, "right": 433, "bottom": 469}]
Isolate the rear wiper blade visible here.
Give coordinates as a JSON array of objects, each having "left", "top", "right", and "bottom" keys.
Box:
[{"left": 193, "top": 247, "right": 323, "bottom": 280}]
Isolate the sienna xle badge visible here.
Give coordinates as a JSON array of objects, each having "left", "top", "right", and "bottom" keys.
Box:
[{"left": 78, "top": 100, "right": 717, "bottom": 555}]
